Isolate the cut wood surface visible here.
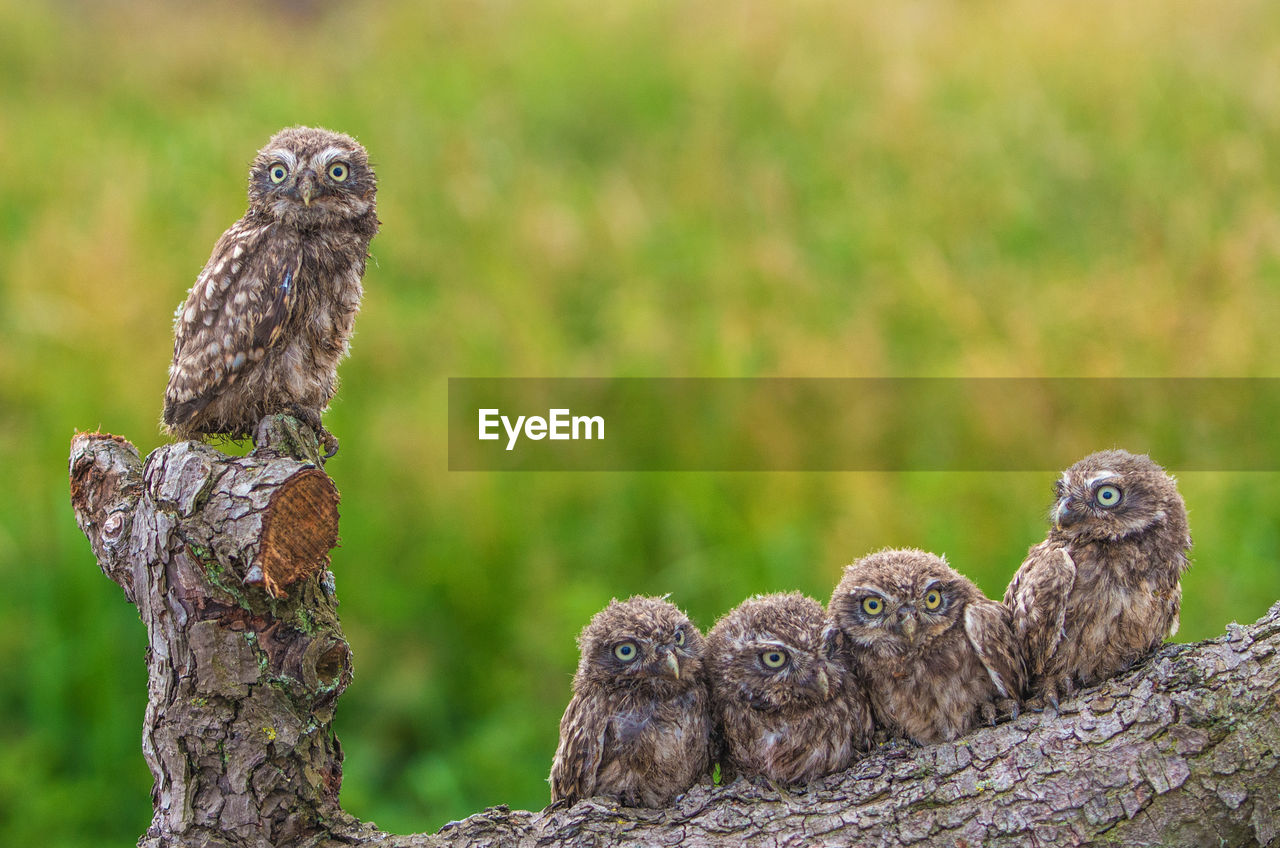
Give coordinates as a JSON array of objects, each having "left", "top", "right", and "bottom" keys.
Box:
[{"left": 70, "top": 430, "right": 1280, "bottom": 848}]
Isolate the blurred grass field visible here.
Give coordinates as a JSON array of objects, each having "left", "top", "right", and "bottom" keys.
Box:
[{"left": 3, "top": 0, "right": 1280, "bottom": 843}]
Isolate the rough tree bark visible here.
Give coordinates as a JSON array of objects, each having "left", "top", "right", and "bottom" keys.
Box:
[{"left": 71, "top": 429, "right": 1279, "bottom": 848}]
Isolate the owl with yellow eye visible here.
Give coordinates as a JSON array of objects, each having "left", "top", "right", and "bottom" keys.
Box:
[
  {"left": 705, "top": 593, "right": 874, "bottom": 785},
  {"left": 548, "top": 596, "right": 711, "bottom": 807},
  {"left": 1004, "top": 449, "right": 1191, "bottom": 710},
  {"left": 163, "top": 126, "right": 379, "bottom": 456},
  {"left": 829, "top": 548, "right": 1024, "bottom": 745}
]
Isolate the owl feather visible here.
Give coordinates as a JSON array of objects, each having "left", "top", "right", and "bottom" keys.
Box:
[
  {"left": 548, "top": 596, "right": 711, "bottom": 808},
  {"left": 706, "top": 592, "right": 874, "bottom": 785},
  {"left": 1004, "top": 449, "right": 1191, "bottom": 708},
  {"left": 163, "top": 126, "right": 378, "bottom": 452},
  {"left": 830, "top": 548, "right": 1024, "bottom": 745}
]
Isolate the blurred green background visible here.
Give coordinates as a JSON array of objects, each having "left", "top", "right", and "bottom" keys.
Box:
[{"left": 4, "top": 0, "right": 1280, "bottom": 844}]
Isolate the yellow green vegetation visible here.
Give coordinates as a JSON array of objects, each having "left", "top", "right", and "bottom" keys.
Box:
[{"left": 2, "top": 0, "right": 1280, "bottom": 845}]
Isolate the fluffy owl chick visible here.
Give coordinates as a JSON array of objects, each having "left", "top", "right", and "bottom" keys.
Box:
[
  {"left": 829, "top": 549, "right": 1024, "bottom": 746},
  {"left": 163, "top": 126, "right": 379, "bottom": 452},
  {"left": 549, "top": 595, "right": 711, "bottom": 808},
  {"left": 1004, "top": 449, "right": 1191, "bottom": 709},
  {"left": 705, "top": 592, "right": 873, "bottom": 785}
]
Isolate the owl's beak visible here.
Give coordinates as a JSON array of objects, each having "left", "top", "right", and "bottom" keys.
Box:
[
  {"left": 899, "top": 612, "right": 918, "bottom": 643},
  {"left": 298, "top": 172, "right": 318, "bottom": 207},
  {"left": 664, "top": 651, "right": 681, "bottom": 680},
  {"left": 813, "top": 667, "right": 830, "bottom": 698},
  {"left": 1054, "top": 498, "right": 1081, "bottom": 530}
]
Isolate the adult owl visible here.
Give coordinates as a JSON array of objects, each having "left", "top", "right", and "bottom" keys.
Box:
[
  {"left": 549, "top": 595, "right": 711, "bottom": 808},
  {"left": 829, "top": 548, "right": 1024, "bottom": 746},
  {"left": 163, "top": 126, "right": 379, "bottom": 455},
  {"left": 705, "top": 592, "right": 873, "bottom": 785},
  {"left": 1003, "top": 449, "right": 1191, "bottom": 709}
]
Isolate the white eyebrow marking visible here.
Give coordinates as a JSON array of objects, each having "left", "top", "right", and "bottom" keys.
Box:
[
  {"left": 266, "top": 149, "right": 297, "bottom": 169},
  {"left": 312, "top": 146, "right": 351, "bottom": 167},
  {"left": 1087, "top": 471, "right": 1119, "bottom": 486}
]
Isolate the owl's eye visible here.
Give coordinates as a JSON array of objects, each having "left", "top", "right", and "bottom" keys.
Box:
[
  {"left": 613, "top": 641, "right": 638, "bottom": 662},
  {"left": 328, "top": 162, "right": 349, "bottom": 182},
  {"left": 862, "top": 597, "right": 884, "bottom": 615},
  {"left": 760, "top": 650, "right": 789, "bottom": 669},
  {"left": 1095, "top": 485, "right": 1123, "bottom": 508},
  {"left": 924, "top": 589, "right": 943, "bottom": 610},
  {"left": 673, "top": 629, "right": 686, "bottom": 648},
  {"left": 269, "top": 164, "right": 289, "bottom": 184}
]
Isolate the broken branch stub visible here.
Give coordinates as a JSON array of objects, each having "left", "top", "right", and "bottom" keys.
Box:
[{"left": 252, "top": 467, "right": 340, "bottom": 598}]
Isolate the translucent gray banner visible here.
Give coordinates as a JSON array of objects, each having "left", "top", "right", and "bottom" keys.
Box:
[{"left": 447, "top": 378, "right": 1280, "bottom": 471}]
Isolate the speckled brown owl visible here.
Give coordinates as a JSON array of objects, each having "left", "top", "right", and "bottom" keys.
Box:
[
  {"left": 829, "top": 549, "right": 1024, "bottom": 746},
  {"left": 163, "top": 126, "right": 379, "bottom": 454},
  {"left": 705, "top": 592, "right": 873, "bottom": 785},
  {"left": 1004, "top": 449, "right": 1191, "bottom": 709},
  {"left": 548, "top": 595, "right": 711, "bottom": 808}
]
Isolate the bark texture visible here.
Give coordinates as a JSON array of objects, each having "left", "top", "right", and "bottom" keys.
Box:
[
  {"left": 70, "top": 423, "right": 353, "bottom": 848},
  {"left": 71, "top": 430, "right": 1280, "bottom": 848}
]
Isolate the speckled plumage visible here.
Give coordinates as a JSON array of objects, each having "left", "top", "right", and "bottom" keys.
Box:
[
  {"left": 705, "top": 593, "right": 873, "bottom": 785},
  {"left": 549, "top": 596, "right": 711, "bottom": 808},
  {"left": 163, "top": 126, "right": 378, "bottom": 448},
  {"left": 830, "top": 549, "right": 1024, "bottom": 746},
  {"left": 1004, "top": 450, "right": 1191, "bottom": 708}
]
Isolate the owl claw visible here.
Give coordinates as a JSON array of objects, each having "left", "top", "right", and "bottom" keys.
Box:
[{"left": 979, "top": 702, "right": 999, "bottom": 728}]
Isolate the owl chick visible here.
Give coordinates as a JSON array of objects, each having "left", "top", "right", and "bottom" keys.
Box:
[
  {"left": 549, "top": 595, "right": 711, "bottom": 807},
  {"left": 829, "top": 549, "right": 1024, "bottom": 746},
  {"left": 705, "top": 592, "right": 874, "bottom": 785},
  {"left": 163, "top": 126, "right": 379, "bottom": 454},
  {"left": 1004, "top": 449, "right": 1191, "bottom": 709}
]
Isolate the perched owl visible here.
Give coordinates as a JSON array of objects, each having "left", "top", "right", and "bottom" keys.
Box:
[
  {"left": 705, "top": 592, "right": 874, "bottom": 785},
  {"left": 829, "top": 549, "right": 1024, "bottom": 746},
  {"left": 549, "top": 595, "right": 711, "bottom": 808},
  {"left": 163, "top": 126, "right": 379, "bottom": 454},
  {"left": 1003, "top": 449, "right": 1191, "bottom": 709}
]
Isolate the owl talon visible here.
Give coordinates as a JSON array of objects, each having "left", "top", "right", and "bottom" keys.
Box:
[{"left": 979, "top": 702, "right": 999, "bottom": 728}]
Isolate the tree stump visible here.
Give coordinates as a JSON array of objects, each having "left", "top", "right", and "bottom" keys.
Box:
[
  {"left": 70, "top": 430, "right": 1280, "bottom": 847},
  {"left": 70, "top": 423, "right": 351, "bottom": 848}
]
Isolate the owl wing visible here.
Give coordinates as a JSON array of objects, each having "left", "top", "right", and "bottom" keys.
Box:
[
  {"left": 1002, "top": 542, "right": 1076, "bottom": 679},
  {"left": 548, "top": 692, "right": 609, "bottom": 804},
  {"left": 163, "top": 223, "right": 299, "bottom": 429},
  {"left": 963, "top": 599, "right": 1026, "bottom": 700}
]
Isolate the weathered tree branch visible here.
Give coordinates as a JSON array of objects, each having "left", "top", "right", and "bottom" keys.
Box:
[{"left": 71, "top": 431, "right": 1280, "bottom": 847}]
